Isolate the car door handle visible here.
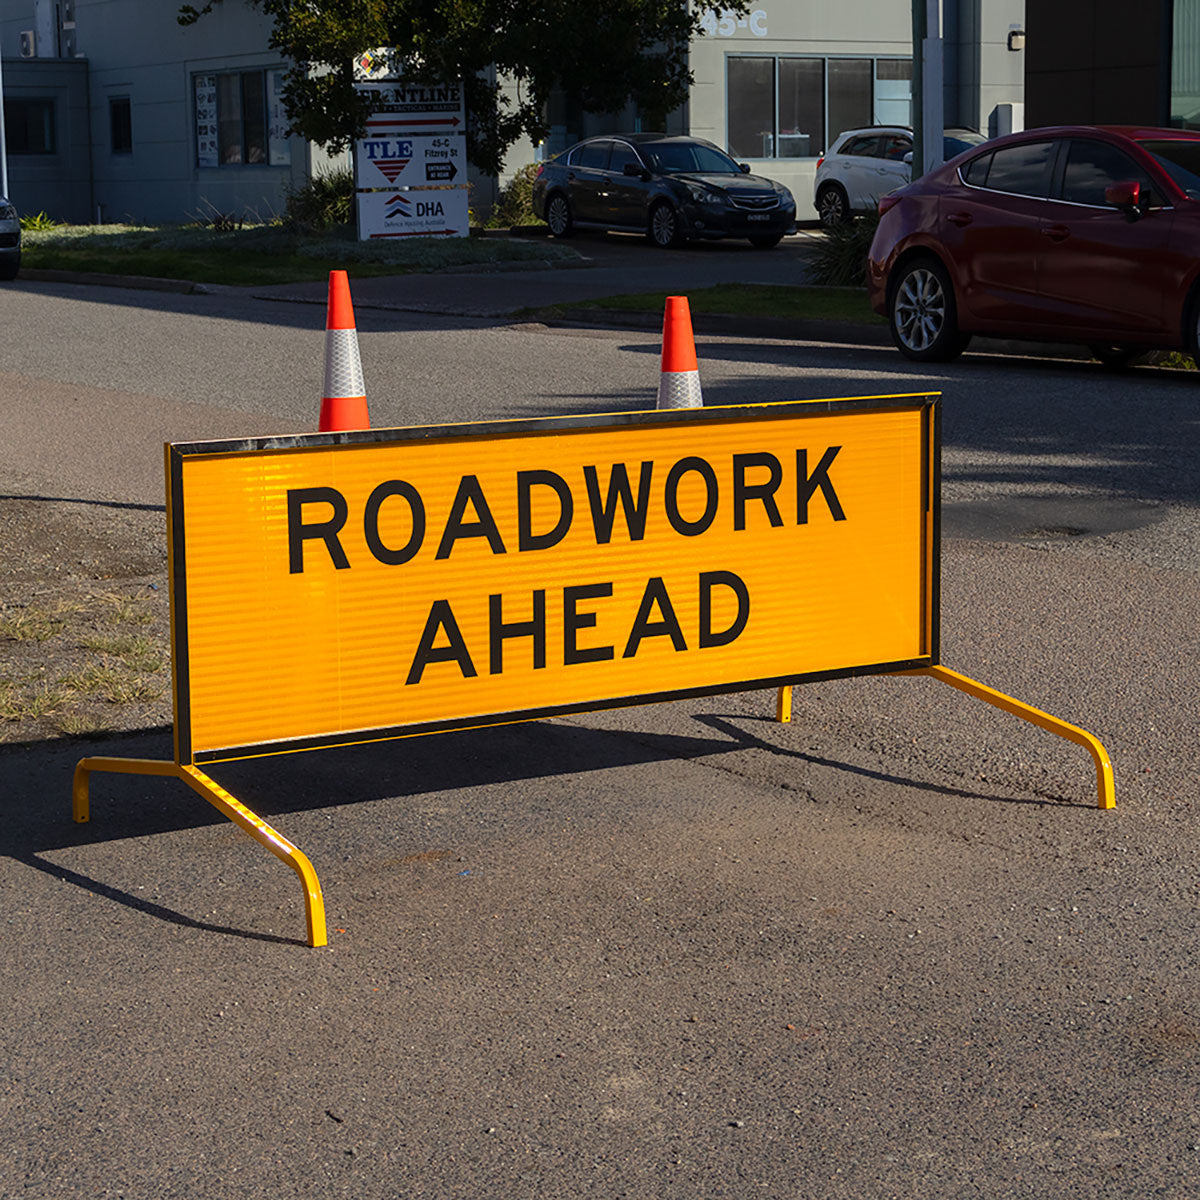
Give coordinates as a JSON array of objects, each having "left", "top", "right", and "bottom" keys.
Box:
[
  {"left": 1042, "top": 224, "right": 1070, "bottom": 242},
  {"left": 946, "top": 211, "right": 972, "bottom": 227}
]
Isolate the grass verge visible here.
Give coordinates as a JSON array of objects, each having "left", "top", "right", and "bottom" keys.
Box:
[
  {"left": 22, "top": 222, "right": 578, "bottom": 286},
  {"left": 528, "top": 282, "right": 884, "bottom": 326}
]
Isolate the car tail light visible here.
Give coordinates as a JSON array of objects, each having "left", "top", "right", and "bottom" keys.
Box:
[
  {"left": 536, "top": 164, "right": 545, "bottom": 178},
  {"left": 815, "top": 155, "right": 824, "bottom": 171},
  {"left": 878, "top": 194, "right": 900, "bottom": 216}
]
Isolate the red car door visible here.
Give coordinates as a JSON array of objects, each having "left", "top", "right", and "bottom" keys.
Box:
[
  {"left": 1034, "top": 138, "right": 1174, "bottom": 337},
  {"left": 940, "top": 139, "right": 1057, "bottom": 328}
]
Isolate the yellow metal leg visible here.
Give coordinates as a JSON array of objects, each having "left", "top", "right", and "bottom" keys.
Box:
[
  {"left": 776, "top": 685, "right": 793, "bottom": 723},
  {"left": 897, "top": 666, "right": 1115, "bottom": 809},
  {"left": 179, "top": 765, "right": 327, "bottom": 948},
  {"left": 70, "top": 755, "right": 328, "bottom": 946},
  {"left": 73, "top": 756, "right": 183, "bottom": 823}
]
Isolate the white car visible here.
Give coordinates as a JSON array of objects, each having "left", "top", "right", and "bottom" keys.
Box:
[
  {"left": 814, "top": 126, "right": 986, "bottom": 226},
  {"left": 0, "top": 195, "right": 20, "bottom": 281}
]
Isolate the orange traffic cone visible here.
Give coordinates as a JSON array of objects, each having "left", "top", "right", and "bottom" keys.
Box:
[
  {"left": 319, "top": 270, "right": 370, "bottom": 431},
  {"left": 656, "top": 295, "right": 703, "bottom": 410}
]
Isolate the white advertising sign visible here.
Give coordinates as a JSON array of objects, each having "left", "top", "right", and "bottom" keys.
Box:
[
  {"left": 354, "top": 134, "right": 465, "bottom": 189},
  {"left": 356, "top": 188, "right": 470, "bottom": 240},
  {"left": 356, "top": 79, "right": 466, "bottom": 135}
]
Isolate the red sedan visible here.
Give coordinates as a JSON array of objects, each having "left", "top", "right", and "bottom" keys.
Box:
[{"left": 867, "top": 125, "right": 1200, "bottom": 365}]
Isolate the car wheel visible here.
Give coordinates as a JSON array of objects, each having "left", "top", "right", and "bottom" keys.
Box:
[
  {"left": 545, "top": 193, "right": 573, "bottom": 238},
  {"left": 1088, "top": 344, "right": 1148, "bottom": 370},
  {"left": 816, "top": 184, "right": 849, "bottom": 228},
  {"left": 648, "top": 202, "right": 684, "bottom": 248},
  {"left": 748, "top": 234, "right": 784, "bottom": 249},
  {"left": 888, "top": 257, "right": 971, "bottom": 362},
  {"left": 0, "top": 254, "right": 18, "bottom": 282}
]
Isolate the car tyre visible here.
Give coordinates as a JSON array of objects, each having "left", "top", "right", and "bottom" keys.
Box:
[
  {"left": 648, "top": 201, "right": 685, "bottom": 248},
  {"left": 0, "top": 253, "right": 19, "bottom": 282},
  {"left": 545, "top": 193, "right": 573, "bottom": 238},
  {"left": 816, "top": 184, "right": 849, "bottom": 228},
  {"left": 1088, "top": 343, "right": 1148, "bottom": 370},
  {"left": 888, "top": 257, "right": 971, "bottom": 362},
  {"left": 748, "top": 233, "right": 784, "bottom": 249}
]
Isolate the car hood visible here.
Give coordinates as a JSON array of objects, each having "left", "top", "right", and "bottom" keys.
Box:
[{"left": 676, "top": 172, "right": 786, "bottom": 194}]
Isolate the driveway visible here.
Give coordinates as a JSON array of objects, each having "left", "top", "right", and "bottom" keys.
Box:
[{"left": 251, "top": 227, "right": 827, "bottom": 317}]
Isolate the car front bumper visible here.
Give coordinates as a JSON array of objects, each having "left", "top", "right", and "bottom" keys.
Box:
[{"left": 680, "top": 201, "right": 796, "bottom": 240}]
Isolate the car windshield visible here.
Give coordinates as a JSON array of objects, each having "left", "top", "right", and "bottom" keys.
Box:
[
  {"left": 641, "top": 141, "right": 741, "bottom": 175},
  {"left": 1137, "top": 138, "right": 1200, "bottom": 199},
  {"left": 944, "top": 131, "right": 986, "bottom": 158}
]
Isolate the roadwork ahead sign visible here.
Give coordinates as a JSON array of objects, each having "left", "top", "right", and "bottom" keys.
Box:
[{"left": 167, "top": 396, "right": 938, "bottom": 763}]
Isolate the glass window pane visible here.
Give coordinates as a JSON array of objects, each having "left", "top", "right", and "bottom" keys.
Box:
[
  {"left": 576, "top": 140, "right": 611, "bottom": 168},
  {"left": 4, "top": 98, "right": 56, "bottom": 154},
  {"left": 963, "top": 151, "right": 993, "bottom": 186},
  {"left": 110, "top": 97, "right": 132, "bottom": 154},
  {"left": 984, "top": 141, "right": 1055, "bottom": 197},
  {"left": 242, "top": 71, "right": 266, "bottom": 165},
  {"left": 1060, "top": 140, "right": 1154, "bottom": 206},
  {"left": 828, "top": 59, "right": 873, "bottom": 149},
  {"left": 874, "top": 58, "right": 912, "bottom": 125},
  {"left": 609, "top": 143, "right": 640, "bottom": 174},
  {"left": 217, "top": 73, "right": 243, "bottom": 164},
  {"left": 728, "top": 57, "right": 774, "bottom": 158},
  {"left": 1172, "top": 0, "right": 1200, "bottom": 128},
  {"left": 778, "top": 58, "right": 822, "bottom": 158}
]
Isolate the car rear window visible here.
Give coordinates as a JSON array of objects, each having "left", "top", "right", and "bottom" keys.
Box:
[
  {"left": 973, "top": 140, "right": 1054, "bottom": 197},
  {"left": 962, "top": 152, "right": 992, "bottom": 186},
  {"left": 842, "top": 135, "right": 883, "bottom": 157},
  {"left": 1138, "top": 138, "right": 1200, "bottom": 200},
  {"left": 571, "top": 140, "right": 611, "bottom": 169}
]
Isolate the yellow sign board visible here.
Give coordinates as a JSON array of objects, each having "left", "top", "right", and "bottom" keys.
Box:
[{"left": 167, "top": 396, "right": 939, "bottom": 762}]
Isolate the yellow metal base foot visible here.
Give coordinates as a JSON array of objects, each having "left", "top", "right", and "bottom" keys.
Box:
[
  {"left": 895, "top": 666, "right": 1115, "bottom": 809},
  {"left": 71, "top": 756, "right": 328, "bottom": 946}
]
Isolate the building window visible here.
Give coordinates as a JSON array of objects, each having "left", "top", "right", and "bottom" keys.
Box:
[
  {"left": 110, "top": 96, "right": 132, "bottom": 155},
  {"left": 1173, "top": 0, "right": 1200, "bottom": 127},
  {"left": 4, "top": 98, "right": 56, "bottom": 155},
  {"left": 727, "top": 56, "right": 912, "bottom": 159},
  {"left": 194, "top": 69, "right": 290, "bottom": 167}
]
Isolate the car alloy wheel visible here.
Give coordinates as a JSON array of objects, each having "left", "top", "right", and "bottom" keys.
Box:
[
  {"left": 649, "top": 202, "right": 683, "bottom": 248},
  {"left": 888, "top": 258, "right": 969, "bottom": 362},
  {"left": 546, "top": 194, "right": 573, "bottom": 238},
  {"left": 817, "top": 185, "right": 848, "bottom": 228}
]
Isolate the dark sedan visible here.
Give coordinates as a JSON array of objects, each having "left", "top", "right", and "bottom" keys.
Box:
[
  {"left": 531, "top": 134, "right": 796, "bottom": 249},
  {"left": 869, "top": 124, "right": 1200, "bottom": 366}
]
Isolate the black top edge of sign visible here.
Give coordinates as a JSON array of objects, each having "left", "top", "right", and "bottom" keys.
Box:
[{"left": 167, "top": 395, "right": 941, "bottom": 459}]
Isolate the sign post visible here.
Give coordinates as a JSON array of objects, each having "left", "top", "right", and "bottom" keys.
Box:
[{"left": 71, "top": 395, "right": 1114, "bottom": 948}]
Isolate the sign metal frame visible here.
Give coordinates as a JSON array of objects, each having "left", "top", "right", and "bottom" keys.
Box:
[{"left": 71, "top": 395, "right": 1115, "bottom": 950}]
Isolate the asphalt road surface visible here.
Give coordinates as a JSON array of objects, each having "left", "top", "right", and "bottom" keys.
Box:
[{"left": 2, "top": 262, "right": 1200, "bottom": 1200}]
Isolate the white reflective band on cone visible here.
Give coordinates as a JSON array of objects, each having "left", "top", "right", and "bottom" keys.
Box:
[
  {"left": 657, "top": 370, "right": 703, "bottom": 410},
  {"left": 323, "top": 327, "right": 365, "bottom": 399}
]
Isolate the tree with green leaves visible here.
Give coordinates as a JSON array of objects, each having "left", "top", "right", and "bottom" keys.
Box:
[{"left": 180, "top": 0, "right": 746, "bottom": 175}]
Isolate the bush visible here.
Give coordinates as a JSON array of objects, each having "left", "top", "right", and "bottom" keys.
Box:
[
  {"left": 20, "top": 211, "right": 60, "bottom": 231},
  {"left": 285, "top": 167, "right": 354, "bottom": 232},
  {"left": 807, "top": 210, "right": 881, "bottom": 287},
  {"left": 484, "top": 163, "right": 542, "bottom": 228}
]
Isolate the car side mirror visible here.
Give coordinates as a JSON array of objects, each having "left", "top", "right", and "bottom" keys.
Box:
[
  {"left": 1105, "top": 180, "right": 1143, "bottom": 220},
  {"left": 902, "top": 151, "right": 913, "bottom": 165},
  {"left": 623, "top": 162, "right": 651, "bottom": 180},
  {"left": 739, "top": 163, "right": 751, "bottom": 173}
]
